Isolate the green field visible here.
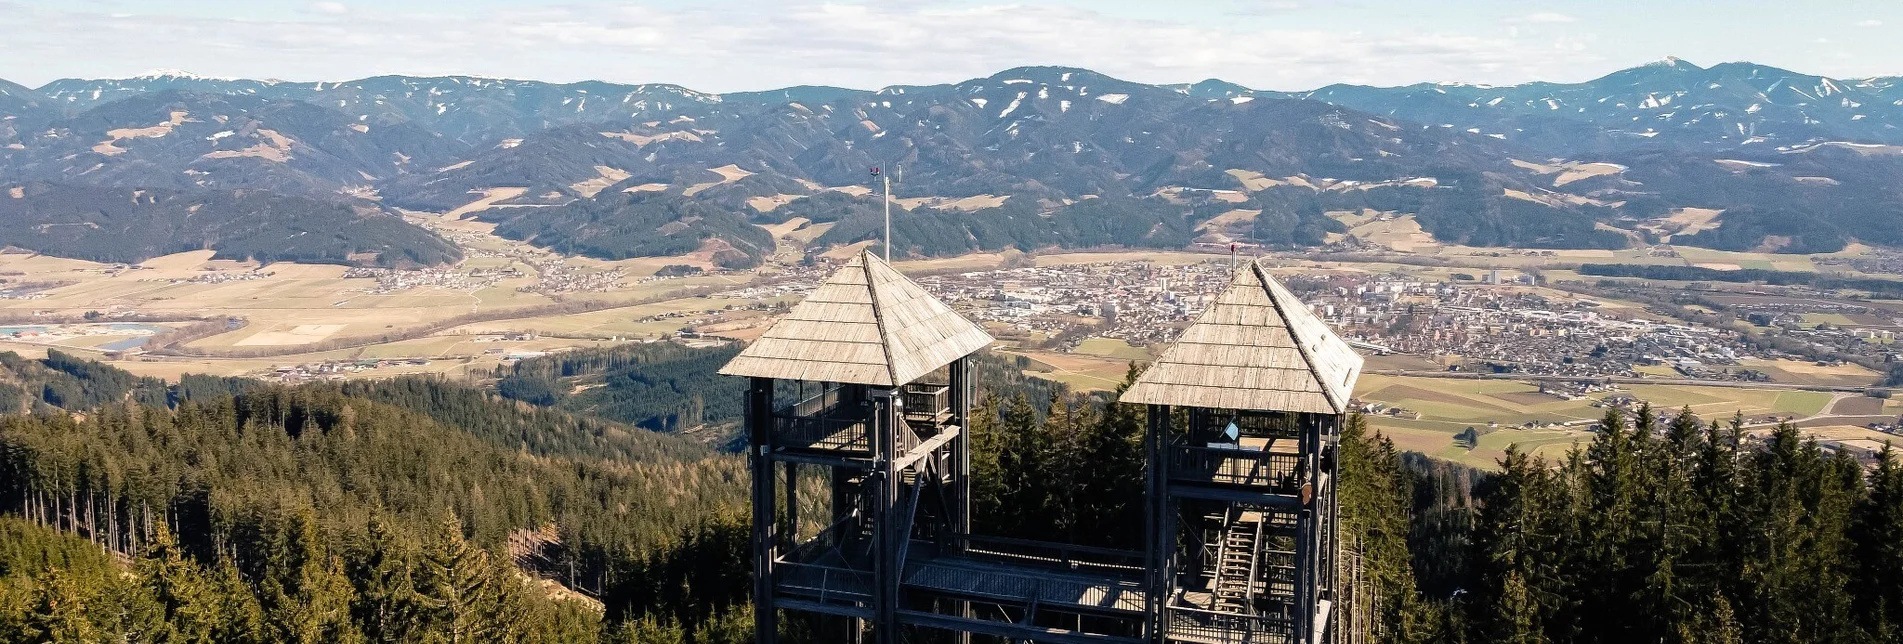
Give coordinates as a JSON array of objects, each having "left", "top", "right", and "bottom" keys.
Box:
[
  {"left": 1354, "top": 374, "right": 1604, "bottom": 426},
  {"left": 1007, "top": 350, "right": 1132, "bottom": 391},
  {"left": 1073, "top": 337, "right": 1154, "bottom": 361},
  {"left": 1801, "top": 313, "right": 1859, "bottom": 327},
  {"left": 1353, "top": 375, "right": 1846, "bottom": 470},
  {"left": 1618, "top": 384, "right": 1831, "bottom": 418},
  {"left": 1366, "top": 422, "right": 1587, "bottom": 470}
]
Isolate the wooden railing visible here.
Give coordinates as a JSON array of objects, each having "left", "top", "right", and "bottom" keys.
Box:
[
  {"left": 784, "top": 386, "right": 844, "bottom": 418},
  {"left": 775, "top": 514, "right": 875, "bottom": 606},
  {"left": 775, "top": 561, "right": 874, "bottom": 605},
  {"left": 783, "top": 515, "right": 860, "bottom": 564},
  {"left": 1193, "top": 411, "right": 1304, "bottom": 440},
  {"left": 773, "top": 412, "right": 871, "bottom": 453},
  {"left": 1169, "top": 444, "right": 1304, "bottom": 493},
  {"left": 944, "top": 533, "right": 1147, "bottom": 575},
  {"left": 1165, "top": 604, "right": 1297, "bottom": 644},
  {"left": 901, "top": 383, "right": 951, "bottom": 422}
]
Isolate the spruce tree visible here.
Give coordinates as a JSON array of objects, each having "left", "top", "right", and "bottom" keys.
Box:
[
  {"left": 1634, "top": 407, "right": 1706, "bottom": 641},
  {"left": 260, "top": 511, "right": 361, "bottom": 644},
  {"left": 1854, "top": 446, "right": 1903, "bottom": 642},
  {"left": 130, "top": 523, "right": 221, "bottom": 643},
  {"left": 22, "top": 567, "right": 100, "bottom": 644},
  {"left": 1469, "top": 446, "right": 1557, "bottom": 644},
  {"left": 1738, "top": 424, "right": 1863, "bottom": 644},
  {"left": 992, "top": 393, "right": 1045, "bottom": 538},
  {"left": 1075, "top": 364, "right": 1146, "bottom": 548},
  {"left": 347, "top": 519, "right": 421, "bottom": 643},
  {"left": 608, "top": 614, "right": 686, "bottom": 643},
  {"left": 209, "top": 556, "right": 267, "bottom": 644},
  {"left": 1579, "top": 406, "right": 1647, "bottom": 643},
  {"left": 1690, "top": 415, "right": 1746, "bottom": 607},
  {"left": 416, "top": 513, "right": 498, "bottom": 643},
  {"left": 967, "top": 394, "right": 1004, "bottom": 531}
]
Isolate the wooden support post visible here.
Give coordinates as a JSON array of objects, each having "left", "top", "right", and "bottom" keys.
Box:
[
  {"left": 785, "top": 461, "right": 800, "bottom": 548},
  {"left": 871, "top": 387, "right": 901, "bottom": 644},
  {"left": 949, "top": 357, "right": 974, "bottom": 644},
  {"left": 1144, "top": 404, "right": 1169, "bottom": 639},
  {"left": 950, "top": 357, "right": 972, "bottom": 536},
  {"left": 749, "top": 377, "right": 779, "bottom": 644}
]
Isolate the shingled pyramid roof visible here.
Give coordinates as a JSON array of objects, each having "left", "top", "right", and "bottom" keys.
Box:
[
  {"left": 720, "top": 249, "right": 994, "bottom": 387},
  {"left": 1120, "top": 259, "right": 1363, "bottom": 414}
]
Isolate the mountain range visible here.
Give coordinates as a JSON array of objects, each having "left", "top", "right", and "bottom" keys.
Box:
[{"left": 1, "top": 59, "right": 1900, "bottom": 266}]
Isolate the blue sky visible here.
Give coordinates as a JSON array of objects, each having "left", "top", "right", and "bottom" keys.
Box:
[{"left": 3, "top": 0, "right": 1899, "bottom": 91}]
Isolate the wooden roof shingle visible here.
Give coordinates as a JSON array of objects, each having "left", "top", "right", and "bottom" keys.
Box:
[
  {"left": 1120, "top": 258, "right": 1363, "bottom": 414},
  {"left": 720, "top": 249, "right": 994, "bottom": 386}
]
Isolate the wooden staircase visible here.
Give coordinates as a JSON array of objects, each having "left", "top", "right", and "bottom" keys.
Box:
[{"left": 1210, "top": 508, "right": 1263, "bottom": 613}]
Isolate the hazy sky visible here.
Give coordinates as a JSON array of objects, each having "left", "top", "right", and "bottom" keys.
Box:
[{"left": 4, "top": 0, "right": 1900, "bottom": 91}]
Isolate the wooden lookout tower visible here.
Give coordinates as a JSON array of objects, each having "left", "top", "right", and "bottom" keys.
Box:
[
  {"left": 728, "top": 251, "right": 1360, "bottom": 644},
  {"left": 1121, "top": 258, "right": 1364, "bottom": 644},
  {"left": 723, "top": 249, "right": 993, "bottom": 643}
]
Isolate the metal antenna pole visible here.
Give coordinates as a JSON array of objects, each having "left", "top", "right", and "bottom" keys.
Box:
[{"left": 883, "top": 171, "right": 892, "bottom": 262}]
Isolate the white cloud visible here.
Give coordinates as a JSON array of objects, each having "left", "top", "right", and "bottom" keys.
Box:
[
  {"left": 1508, "top": 12, "right": 1578, "bottom": 24},
  {"left": 1229, "top": 0, "right": 1306, "bottom": 15},
  {"left": 0, "top": 2, "right": 1626, "bottom": 92},
  {"left": 1856, "top": 19, "right": 1883, "bottom": 28},
  {"left": 311, "top": 2, "right": 348, "bottom": 15}
]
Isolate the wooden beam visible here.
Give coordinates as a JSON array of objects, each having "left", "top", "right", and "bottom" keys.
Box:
[
  {"left": 775, "top": 598, "right": 875, "bottom": 621},
  {"left": 893, "top": 427, "right": 961, "bottom": 472},
  {"left": 1166, "top": 483, "right": 1304, "bottom": 507},
  {"left": 769, "top": 450, "right": 876, "bottom": 469},
  {"left": 896, "top": 610, "right": 1146, "bottom": 644}
]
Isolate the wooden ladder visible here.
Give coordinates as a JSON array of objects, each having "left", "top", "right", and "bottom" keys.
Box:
[{"left": 1210, "top": 508, "right": 1262, "bottom": 613}]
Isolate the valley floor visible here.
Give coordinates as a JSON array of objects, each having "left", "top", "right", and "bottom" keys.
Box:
[{"left": 2, "top": 194, "right": 1898, "bottom": 470}]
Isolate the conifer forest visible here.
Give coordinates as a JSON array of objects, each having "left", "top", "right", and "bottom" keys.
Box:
[{"left": 0, "top": 348, "right": 1897, "bottom": 643}]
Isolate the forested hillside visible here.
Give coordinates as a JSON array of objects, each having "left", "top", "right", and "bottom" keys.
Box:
[
  {"left": 492, "top": 342, "right": 748, "bottom": 433},
  {"left": 0, "top": 352, "right": 756, "bottom": 642},
  {"left": 1453, "top": 408, "right": 1903, "bottom": 643},
  {"left": 959, "top": 368, "right": 1903, "bottom": 644},
  {"left": 490, "top": 343, "right": 1061, "bottom": 441},
  {"left": 488, "top": 192, "right": 772, "bottom": 268},
  {"left": 1, "top": 346, "right": 1899, "bottom": 643},
  {"left": 0, "top": 182, "right": 461, "bottom": 266}
]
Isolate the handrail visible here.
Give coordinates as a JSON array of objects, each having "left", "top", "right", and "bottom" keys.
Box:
[
  {"left": 905, "top": 556, "right": 1147, "bottom": 612},
  {"left": 773, "top": 412, "right": 871, "bottom": 452},
  {"left": 1169, "top": 442, "right": 1305, "bottom": 492},
  {"left": 775, "top": 561, "right": 874, "bottom": 605},
  {"left": 901, "top": 382, "right": 951, "bottom": 420},
  {"left": 782, "top": 384, "right": 845, "bottom": 417},
  {"left": 783, "top": 513, "right": 862, "bottom": 565},
  {"left": 1246, "top": 513, "right": 1264, "bottom": 605},
  {"left": 1212, "top": 506, "right": 1238, "bottom": 597},
  {"left": 1164, "top": 603, "right": 1298, "bottom": 643},
  {"left": 946, "top": 533, "right": 1147, "bottom": 574}
]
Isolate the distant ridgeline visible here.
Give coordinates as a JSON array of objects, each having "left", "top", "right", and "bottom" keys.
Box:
[
  {"left": 0, "top": 183, "right": 460, "bottom": 266},
  {"left": 1578, "top": 263, "right": 1903, "bottom": 297},
  {"left": 5, "top": 61, "right": 1903, "bottom": 264}
]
